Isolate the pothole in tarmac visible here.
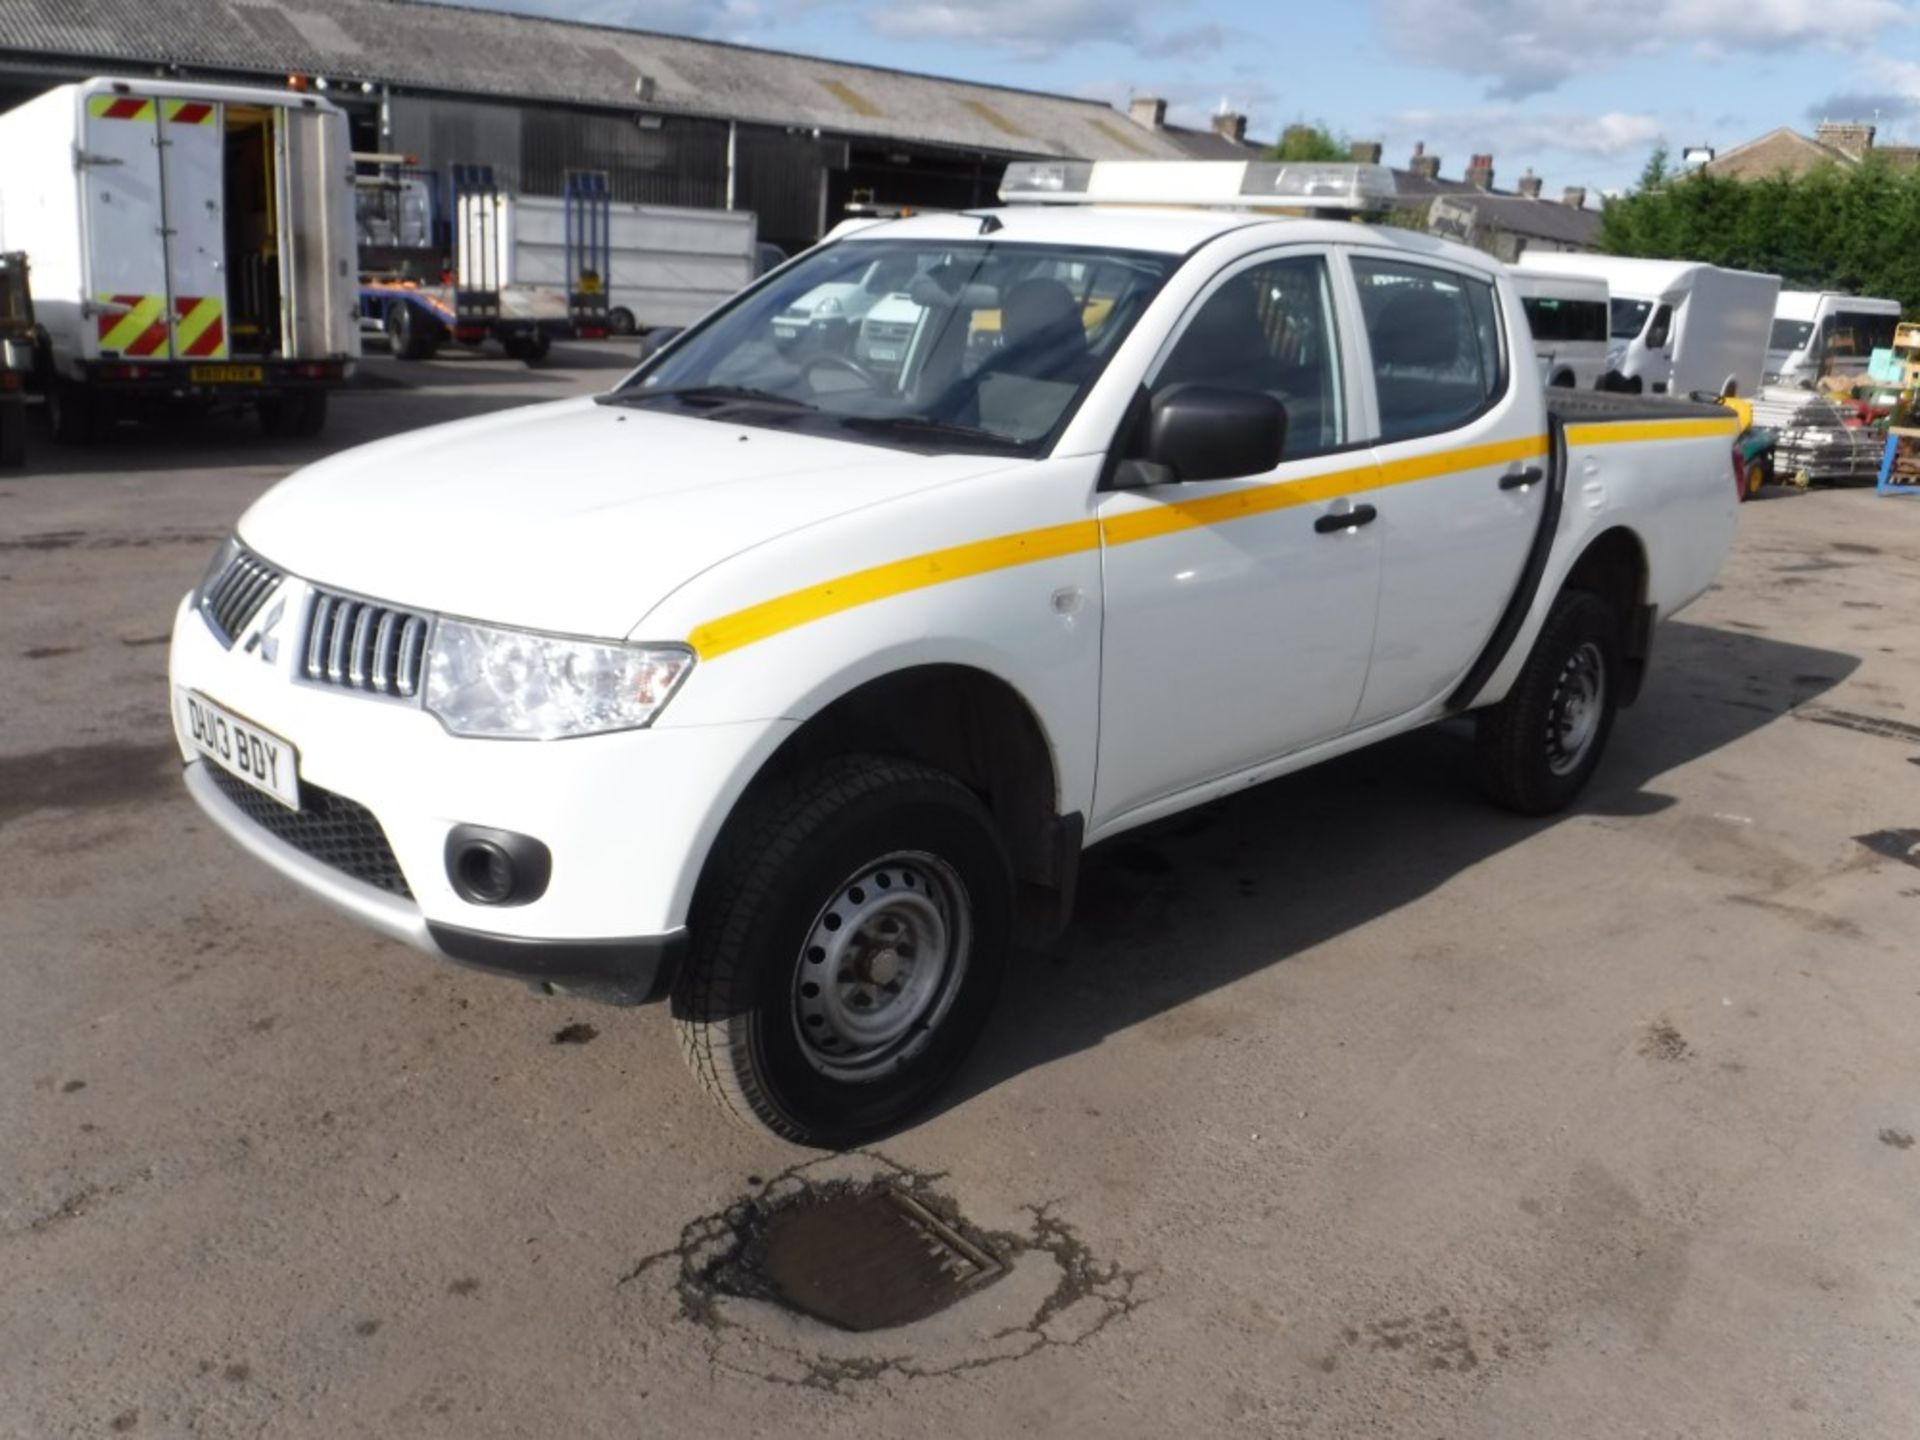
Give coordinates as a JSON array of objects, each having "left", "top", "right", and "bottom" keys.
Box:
[{"left": 618, "top": 1152, "right": 1142, "bottom": 1391}]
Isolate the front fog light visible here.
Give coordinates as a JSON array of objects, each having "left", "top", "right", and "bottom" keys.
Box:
[{"left": 424, "top": 619, "right": 694, "bottom": 739}]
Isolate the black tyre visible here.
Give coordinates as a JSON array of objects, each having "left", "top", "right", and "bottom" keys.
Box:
[
  {"left": 385, "top": 301, "right": 438, "bottom": 361},
  {"left": 673, "top": 755, "right": 1013, "bottom": 1147},
  {"left": 0, "top": 400, "right": 24, "bottom": 467},
  {"left": 1474, "top": 589, "right": 1622, "bottom": 816},
  {"left": 292, "top": 390, "right": 328, "bottom": 438},
  {"left": 517, "top": 329, "right": 552, "bottom": 366},
  {"left": 47, "top": 382, "right": 98, "bottom": 447},
  {"left": 607, "top": 307, "right": 637, "bottom": 338}
]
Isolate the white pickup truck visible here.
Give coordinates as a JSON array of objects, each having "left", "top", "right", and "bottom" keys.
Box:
[{"left": 170, "top": 162, "right": 1743, "bottom": 1145}]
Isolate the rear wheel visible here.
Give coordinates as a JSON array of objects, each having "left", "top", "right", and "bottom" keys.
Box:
[
  {"left": 607, "top": 307, "right": 637, "bottom": 338},
  {"left": 673, "top": 755, "right": 1012, "bottom": 1147},
  {"left": 512, "top": 330, "right": 552, "bottom": 366},
  {"left": 385, "top": 301, "right": 439, "bottom": 361},
  {"left": 46, "top": 382, "right": 98, "bottom": 447},
  {"left": 0, "top": 400, "right": 24, "bottom": 467},
  {"left": 1474, "top": 589, "right": 1622, "bottom": 816},
  {"left": 257, "top": 392, "right": 326, "bottom": 440}
]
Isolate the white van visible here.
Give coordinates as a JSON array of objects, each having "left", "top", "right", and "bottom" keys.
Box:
[
  {"left": 1517, "top": 254, "right": 1779, "bottom": 398},
  {"left": 1510, "top": 270, "right": 1610, "bottom": 389},
  {"left": 1766, "top": 291, "right": 1902, "bottom": 387}
]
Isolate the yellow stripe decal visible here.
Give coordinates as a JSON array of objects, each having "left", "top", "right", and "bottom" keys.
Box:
[
  {"left": 686, "top": 432, "right": 1553, "bottom": 661},
  {"left": 1566, "top": 417, "right": 1738, "bottom": 447},
  {"left": 97, "top": 294, "right": 169, "bottom": 354},
  {"left": 174, "top": 296, "right": 228, "bottom": 358}
]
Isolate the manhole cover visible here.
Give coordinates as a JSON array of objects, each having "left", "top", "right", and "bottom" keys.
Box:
[{"left": 762, "top": 1185, "right": 1004, "bottom": 1332}]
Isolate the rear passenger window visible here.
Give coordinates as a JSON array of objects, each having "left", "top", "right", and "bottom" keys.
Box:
[
  {"left": 1153, "top": 255, "right": 1345, "bottom": 459},
  {"left": 1352, "top": 258, "right": 1505, "bottom": 443}
]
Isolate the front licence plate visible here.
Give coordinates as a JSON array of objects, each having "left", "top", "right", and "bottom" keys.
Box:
[
  {"left": 179, "top": 690, "right": 300, "bottom": 811},
  {"left": 191, "top": 365, "right": 264, "bottom": 384}
]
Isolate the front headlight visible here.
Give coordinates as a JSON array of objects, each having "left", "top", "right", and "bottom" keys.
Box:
[{"left": 424, "top": 619, "right": 694, "bottom": 740}]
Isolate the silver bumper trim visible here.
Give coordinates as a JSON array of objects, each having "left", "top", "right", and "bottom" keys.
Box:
[{"left": 182, "top": 760, "right": 437, "bottom": 956}]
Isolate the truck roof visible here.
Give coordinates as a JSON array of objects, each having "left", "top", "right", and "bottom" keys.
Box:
[
  {"left": 1516, "top": 252, "right": 1777, "bottom": 297},
  {"left": 68, "top": 74, "right": 346, "bottom": 117},
  {"left": 829, "top": 204, "right": 1508, "bottom": 275},
  {"left": 1774, "top": 289, "right": 1902, "bottom": 319}
]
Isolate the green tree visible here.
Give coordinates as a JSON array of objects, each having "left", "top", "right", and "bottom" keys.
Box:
[{"left": 1267, "top": 124, "right": 1349, "bottom": 163}]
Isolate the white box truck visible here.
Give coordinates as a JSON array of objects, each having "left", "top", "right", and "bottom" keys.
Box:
[
  {"left": 0, "top": 77, "right": 359, "bottom": 443},
  {"left": 496, "top": 191, "right": 760, "bottom": 337},
  {"left": 1765, "top": 290, "right": 1902, "bottom": 387},
  {"left": 1510, "top": 269, "right": 1610, "bottom": 389},
  {"left": 1518, "top": 254, "right": 1779, "bottom": 399}
]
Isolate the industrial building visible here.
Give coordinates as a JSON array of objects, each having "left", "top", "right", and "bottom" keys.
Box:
[{"left": 0, "top": 0, "right": 1187, "bottom": 254}]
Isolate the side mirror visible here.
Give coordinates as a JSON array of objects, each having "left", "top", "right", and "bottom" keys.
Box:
[{"left": 1115, "top": 384, "right": 1288, "bottom": 487}]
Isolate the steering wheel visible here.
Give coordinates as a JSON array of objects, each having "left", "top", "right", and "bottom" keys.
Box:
[{"left": 800, "top": 351, "right": 883, "bottom": 393}]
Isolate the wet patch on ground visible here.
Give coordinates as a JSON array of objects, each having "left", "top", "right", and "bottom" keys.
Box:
[
  {"left": 618, "top": 1152, "right": 1141, "bottom": 1391},
  {"left": 21, "top": 645, "right": 81, "bottom": 660},
  {"left": 551, "top": 1022, "right": 599, "bottom": 1045},
  {"left": 0, "top": 743, "right": 179, "bottom": 829},
  {"left": 1855, "top": 830, "right": 1920, "bottom": 871},
  {"left": 1796, "top": 708, "right": 1920, "bottom": 746},
  {"left": 1880, "top": 1129, "right": 1915, "bottom": 1151},
  {"left": 1640, "top": 1021, "right": 1691, "bottom": 1063}
]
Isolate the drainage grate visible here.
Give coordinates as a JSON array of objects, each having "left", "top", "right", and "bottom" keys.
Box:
[{"left": 759, "top": 1185, "right": 1004, "bottom": 1333}]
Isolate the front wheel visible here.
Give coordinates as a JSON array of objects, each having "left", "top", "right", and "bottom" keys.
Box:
[
  {"left": 673, "top": 755, "right": 1012, "bottom": 1147},
  {"left": 1474, "top": 590, "right": 1622, "bottom": 816}
]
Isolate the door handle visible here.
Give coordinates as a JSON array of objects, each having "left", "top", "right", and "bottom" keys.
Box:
[
  {"left": 1500, "top": 466, "right": 1544, "bottom": 491},
  {"left": 1314, "top": 503, "right": 1378, "bottom": 535}
]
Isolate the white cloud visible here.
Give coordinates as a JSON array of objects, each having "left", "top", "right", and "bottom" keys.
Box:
[
  {"left": 870, "top": 0, "right": 1144, "bottom": 57},
  {"left": 1392, "top": 107, "right": 1665, "bottom": 160},
  {"left": 1378, "top": 0, "right": 1912, "bottom": 99},
  {"left": 470, "top": 0, "right": 765, "bottom": 34}
]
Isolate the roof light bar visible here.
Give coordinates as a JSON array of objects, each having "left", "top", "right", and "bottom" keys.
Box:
[{"left": 999, "top": 160, "right": 1398, "bottom": 215}]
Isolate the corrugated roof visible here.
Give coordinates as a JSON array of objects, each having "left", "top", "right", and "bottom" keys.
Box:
[{"left": 0, "top": 0, "right": 1189, "bottom": 161}]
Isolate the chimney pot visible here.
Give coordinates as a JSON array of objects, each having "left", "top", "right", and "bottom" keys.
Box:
[
  {"left": 1465, "top": 153, "right": 1495, "bottom": 190},
  {"left": 1411, "top": 152, "right": 1441, "bottom": 181},
  {"left": 1517, "top": 168, "right": 1543, "bottom": 198},
  {"left": 1350, "top": 140, "right": 1383, "bottom": 165},
  {"left": 1562, "top": 185, "right": 1588, "bottom": 209},
  {"left": 1212, "top": 110, "right": 1248, "bottom": 143},
  {"left": 1128, "top": 96, "right": 1167, "bottom": 129}
]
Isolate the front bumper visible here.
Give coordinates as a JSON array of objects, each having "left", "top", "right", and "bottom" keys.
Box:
[
  {"left": 182, "top": 760, "right": 686, "bottom": 1003},
  {"left": 169, "top": 580, "right": 794, "bottom": 999}
]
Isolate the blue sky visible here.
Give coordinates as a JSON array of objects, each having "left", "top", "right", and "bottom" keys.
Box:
[{"left": 476, "top": 0, "right": 1920, "bottom": 194}]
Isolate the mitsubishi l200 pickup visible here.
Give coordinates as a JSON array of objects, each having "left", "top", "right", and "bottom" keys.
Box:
[{"left": 171, "top": 162, "right": 1744, "bottom": 1144}]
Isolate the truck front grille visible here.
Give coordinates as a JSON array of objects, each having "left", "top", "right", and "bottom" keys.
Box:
[
  {"left": 304, "top": 590, "right": 432, "bottom": 699},
  {"left": 206, "top": 765, "right": 413, "bottom": 899},
  {"left": 199, "top": 544, "right": 285, "bottom": 647}
]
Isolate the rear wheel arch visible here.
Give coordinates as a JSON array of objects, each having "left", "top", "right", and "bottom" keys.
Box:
[{"left": 1559, "top": 525, "right": 1652, "bottom": 705}]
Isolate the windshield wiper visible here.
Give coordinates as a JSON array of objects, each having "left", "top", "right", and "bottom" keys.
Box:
[
  {"left": 839, "top": 415, "right": 1024, "bottom": 451},
  {"left": 599, "top": 384, "right": 818, "bottom": 413}
]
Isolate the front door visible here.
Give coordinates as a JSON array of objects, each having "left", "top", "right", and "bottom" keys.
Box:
[
  {"left": 1094, "top": 249, "right": 1383, "bottom": 827},
  {"left": 1343, "top": 252, "right": 1547, "bottom": 727}
]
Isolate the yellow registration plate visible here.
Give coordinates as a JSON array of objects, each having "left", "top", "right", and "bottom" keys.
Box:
[{"left": 191, "top": 365, "right": 264, "bottom": 384}]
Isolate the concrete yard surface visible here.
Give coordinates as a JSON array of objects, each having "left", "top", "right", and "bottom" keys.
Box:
[{"left": 3, "top": 355, "right": 1918, "bottom": 1438}]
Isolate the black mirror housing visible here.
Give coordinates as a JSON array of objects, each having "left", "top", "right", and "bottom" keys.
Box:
[{"left": 1133, "top": 383, "right": 1288, "bottom": 485}]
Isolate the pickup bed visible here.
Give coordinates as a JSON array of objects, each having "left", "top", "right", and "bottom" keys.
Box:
[{"left": 170, "top": 176, "right": 1742, "bottom": 1143}]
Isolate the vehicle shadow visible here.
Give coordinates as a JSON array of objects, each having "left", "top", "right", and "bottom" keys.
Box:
[{"left": 933, "top": 620, "right": 1860, "bottom": 1123}]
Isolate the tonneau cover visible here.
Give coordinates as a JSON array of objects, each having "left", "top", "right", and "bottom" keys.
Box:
[{"left": 1545, "top": 391, "right": 1733, "bottom": 425}]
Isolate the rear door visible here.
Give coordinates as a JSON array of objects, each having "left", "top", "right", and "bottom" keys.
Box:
[
  {"left": 81, "top": 92, "right": 172, "bottom": 360},
  {"left": 276, "top": 103, "right": 358, "bottom": 359},
  {"left": 159, "top": 98, "right": 230, "bottom": 361},
  {"left": 1346, "top": 252, "right": 1548, "bottom": 727}
]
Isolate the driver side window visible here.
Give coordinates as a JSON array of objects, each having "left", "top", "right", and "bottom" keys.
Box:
[{"left": 1153, "top": 255, "right": 1346, "bottom": 459}]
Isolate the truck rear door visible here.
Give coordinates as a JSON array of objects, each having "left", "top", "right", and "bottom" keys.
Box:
[
  {"left": 276, "top": 102, "right": 357, "bottom": 359},
  {"left": 159, "top": 99, "right": 230, "bottom": 361},
  {"left": 82, "top": 93, "right": 174, "bottom": 360}
]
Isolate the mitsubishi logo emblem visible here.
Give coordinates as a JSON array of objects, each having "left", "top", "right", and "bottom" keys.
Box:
[{"left": 244, "top": 598, "right": 285, "bottom": 665}]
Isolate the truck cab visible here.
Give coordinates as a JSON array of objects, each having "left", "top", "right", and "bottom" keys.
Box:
[
  {"left": 171, "top": 161, "right": 1743, "bottom": 1145},
  {"left": 1766, "top": 290, "right": 1901, "bottom": 388}
]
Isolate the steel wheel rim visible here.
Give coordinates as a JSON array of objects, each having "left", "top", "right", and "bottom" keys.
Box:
[
  {"left": 792, "top": 851, "right": 970, "bottom": 1079},
  {"left": 1546, "top": 640, "right": 1606, "bottom": 776}
]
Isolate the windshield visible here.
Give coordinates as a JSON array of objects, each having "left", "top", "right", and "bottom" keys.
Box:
[
  {"left": 606, "top": 239, "right": 1177, "bottom": 455},
  {"left": 1610, "top": 297, "right": 1653, "bottom": 341},
  {"left": 1770, "top": 319, "right": 1815, "bottom": 353}
]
